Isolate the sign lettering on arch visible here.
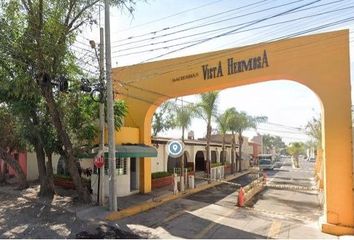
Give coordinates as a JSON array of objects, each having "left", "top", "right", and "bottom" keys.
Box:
[{"left": 201, "top": 50, "right": 270, "bottom": 80}]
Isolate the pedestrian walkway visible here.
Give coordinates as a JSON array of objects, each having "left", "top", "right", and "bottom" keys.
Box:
[{"left": 76, "top": 170, "right": 250, "bottom": 222}]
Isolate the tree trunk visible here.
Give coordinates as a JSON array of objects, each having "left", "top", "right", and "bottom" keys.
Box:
[
  {"left": 0, "top": 147, "right": 28, "bottom": 189},
  {"left": 231, "top": 132, "right": 235, "bottom": 174},
  {"left": 206, "top": 123, "right": 211, "bottom": 178},
  {"left": 46, "top": 152, "right": 55, "bottom": 194},
  {"left": 221, "top": 134, "right": 225, "bottom": 164},
  {"left": 0, "top": 163, "right": 5, "bottom": 184},
  {"left": 180, "top": 127, "right": 185, "bottom": 192},
  {"left": 40, "top": 84, "right": 91, "bottom": 203},
  {"left": 34, "top": 143, "right": 54, "bottom": 197},
  {"left": 238, "top": 133, "right": 243, "bottom": 172}
]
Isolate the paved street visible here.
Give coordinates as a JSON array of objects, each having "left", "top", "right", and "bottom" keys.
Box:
[{"left": 114, "top": 158, "right": 337, "bottom": 239}]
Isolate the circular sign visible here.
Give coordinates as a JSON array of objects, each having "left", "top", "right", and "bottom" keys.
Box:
[
  {"left": 166, "top": 140, "right": 184, "bottom": 158},
  {"left": 94, "top": 156, "right": 104, "bottom": 168}
]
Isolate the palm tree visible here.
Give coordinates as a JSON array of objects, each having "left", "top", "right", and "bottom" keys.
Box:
[
  {"left": 225, "top": 108, "right": 238, "bottom": 173},
  {"left": 229, "top": 110, "right": 267, "bottom": 172},
  {"left": 287, "top": 142, "right": 305, "bottom": 168},
  {"left": 174, "top": 102, "right": 194, "bottom": 191},
  {"left": 195, "top": 91, "right": 219, "bottom": 177},
  {"left": 216, "top": 108, "right": 234, "bottom": 164}
]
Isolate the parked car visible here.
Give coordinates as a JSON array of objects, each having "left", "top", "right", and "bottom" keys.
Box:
[
  {"left": 308, "top": 157, "right": 316, "bottom": 162},
  {"left": 259, "top": 159, "right": 274, "bottom": 170}
]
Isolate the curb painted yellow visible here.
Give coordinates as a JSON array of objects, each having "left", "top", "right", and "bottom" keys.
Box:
[
  {"left": 112, "top": 30, "right": 354, "bottom": 234},
  {"left": 105, "top": 171, "right": 250, "bottom": 221}
]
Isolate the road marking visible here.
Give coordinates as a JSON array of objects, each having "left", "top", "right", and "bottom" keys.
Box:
[
  {"left": 193, "top": 210, "right": 234, "bottom": 239},
  {"left": 245, "top": 207, "right": 314, "bottom": 223},
  {"left": 267, "top": 220, "right": 282, "bottom": 239}
]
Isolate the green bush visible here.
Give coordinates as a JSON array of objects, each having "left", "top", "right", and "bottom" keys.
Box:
[
  {"left": 211, "top": 162, "right": 224, "bottom": 168},
  {"left": 151, "top": 171, "right": 172, "bottom": 179}
]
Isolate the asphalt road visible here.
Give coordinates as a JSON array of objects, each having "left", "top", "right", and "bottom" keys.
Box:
[{"left": 113, "top": 158, "right": 337, "bottom": 239}]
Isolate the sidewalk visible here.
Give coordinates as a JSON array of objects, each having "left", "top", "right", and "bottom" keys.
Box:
[{"left": 77, "top": 170, "right": 250, "bottom": 222}]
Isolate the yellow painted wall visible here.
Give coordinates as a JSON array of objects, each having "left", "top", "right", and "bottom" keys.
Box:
[
  {"left": 104, "top": 127, "right": 140, "bottom": 144},
  {"left": 112, "top": 30, "right": 354, "bottom": 235}
]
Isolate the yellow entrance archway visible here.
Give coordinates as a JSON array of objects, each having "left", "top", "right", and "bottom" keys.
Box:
[{"left": 112, "top": 30, "right": 354, "bottom": 235}]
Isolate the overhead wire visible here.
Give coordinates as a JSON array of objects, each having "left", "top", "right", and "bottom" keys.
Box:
[
  {"left": 111, "top": 0, "right": 227, "bottom": 34},
  {"left": 111, "top": 0, "right": 269, "bottom": 44},
  {"left": 111, "top": 0, "right": 311, "bottom": 48},
  {"left": 116, "top": 17, "right": 353, "bottom": 84},
  {"left": 112, "top": 5, "right": 354, "bottom": 58},
  {"left": 112, "top": 0, "right": 348, "bottom": 55}
]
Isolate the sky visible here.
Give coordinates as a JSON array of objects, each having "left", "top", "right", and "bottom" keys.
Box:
[{"left": 76, "top": 0, "right": 354, "bottom": 144}]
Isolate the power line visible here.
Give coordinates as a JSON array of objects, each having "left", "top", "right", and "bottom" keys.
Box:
[
  {"left": 111, "top": 0, "right": 310, "bottom": 48},
  {"left": 112, "top": 0, "right": 344, "bottom": 54},
  {"left": 111, "top": 0, "right": 268, "bottom": 44},
  {"left": 111, "top": 0, "right": 226, "bottom": 34},
  {"left": 139, "top": 1, "right": 321, "bottom": 63},
  {"left": 118, "top": 18, "right": 353, "bottom": 84},
  {"left": 112, "top": 5, "right": 353, "bottom": 58}
]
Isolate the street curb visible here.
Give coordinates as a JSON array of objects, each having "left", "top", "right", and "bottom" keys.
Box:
[{"left": 105, "top": 170, "right": 250, "bottom": 221}]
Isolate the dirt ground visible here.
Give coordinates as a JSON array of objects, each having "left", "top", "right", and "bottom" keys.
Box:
[{"left": 0, "top": 183, "right": 139, "bottom": 239}]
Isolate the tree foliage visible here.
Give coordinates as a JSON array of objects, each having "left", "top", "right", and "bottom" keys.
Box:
[
  {"left": 287, "top": 142, "right": 305, "bottom": 168},
  {"left": 151, "top": 101, "right": 175, "bottom": 136},
  {"left": 262, "top": 134, "right": 286, "bottom": 154},
  {"left": 0, "top": 105, "right": 28, "bottom": 188},
  {"left": 0, "top": 0, "right": 134, "bottom": 201},
  {"left": 195, "top": 91, "right": 219, "bottom": 174},
  {"left": 227, "top": 108, "right": 267, "bottom": 171},
  {"left": 305, "top": 116, "right": 321, "bottom": 147}
]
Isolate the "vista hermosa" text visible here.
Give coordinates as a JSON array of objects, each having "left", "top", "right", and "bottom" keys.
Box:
[{"left": 201, "top": 50, "right": 269, "bottom": 80}]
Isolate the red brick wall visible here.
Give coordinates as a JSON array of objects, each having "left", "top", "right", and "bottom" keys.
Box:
[
  {"left": 152, "top": 175, "right": 173, "bottom": 189},
  {"left": 224, "top": 164, "right": 231, "bottom": 175}
]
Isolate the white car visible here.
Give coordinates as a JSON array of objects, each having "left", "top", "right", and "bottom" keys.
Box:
[{"left": 259, "top": 159, "right": 274, "bottom": 170}]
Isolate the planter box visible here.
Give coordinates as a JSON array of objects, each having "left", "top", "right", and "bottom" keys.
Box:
[
  {"left": 54, "top": 177, "right": 90, "bottom": 190},
  {"left": 152, "top": 175, "right": 173, "bottom": 189},
  {"left": 54, "top": 177, "right": 75, "bottom": 189},
  {"left": 224, "top": 165, "right": 231, "bottom": 175}
]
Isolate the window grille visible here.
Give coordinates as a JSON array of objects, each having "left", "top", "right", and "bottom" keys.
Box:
[{"left": 97, "top": 157, "right": 127, "bottom": 175}]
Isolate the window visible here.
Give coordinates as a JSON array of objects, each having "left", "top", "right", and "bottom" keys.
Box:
[
  {"left": 116, "top": 158, "right": 127, "bottom": 175},
  {"left": 103, "top": 157, "right": 127, "bottom": 175}
]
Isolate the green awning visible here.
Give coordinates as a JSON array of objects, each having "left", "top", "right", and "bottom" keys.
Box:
[{"left": 104, "top": 145, "right": 157, "bottom": 158}]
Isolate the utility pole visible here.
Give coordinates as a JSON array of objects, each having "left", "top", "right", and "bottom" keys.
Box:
[
  {"left": 105, "top": 0, "right": 117, "bottom": 211},
  {"left": 98, "top": 27, "right": 105, "bottom": 206}
]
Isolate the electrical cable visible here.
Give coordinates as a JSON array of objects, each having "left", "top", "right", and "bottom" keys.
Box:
[
  {"left": 112, "top": 5, "right": 353, "bottom": 58},
  {"left": 111, "top": 0, "right": 312, "bottom": 48},
  {"left": 111, "top": 0, "right": 268, "bottom": 44},
  {"left": 112, "top": 0, "right": 227, "bottom": 34}
]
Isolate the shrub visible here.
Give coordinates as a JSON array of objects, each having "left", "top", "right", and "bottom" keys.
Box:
[
  {"left": 211, "top": 162, "right": 224, "bottom": 168},
  {"left": 151, "top": 171, "right": 172, "bottom": 179}
]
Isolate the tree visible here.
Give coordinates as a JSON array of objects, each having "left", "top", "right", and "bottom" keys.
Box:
[
  {"left": 173, "top": 103, "right": 194, "bottom": 191},
  {"left": 225, "top": 107, "right": 238, "bottom": 173},
  {"left": 262, "top": 134, "right": 286, "bottom": 155},
  {"left": 0, "top": 106, "right": 28, "bottom": 189},
  {"left": 228, "top": 110, "right": 267, "bottom": 172},
  {"left": 195, "top": 91, "right": 219, "bottom": 177},
  {"left": 287, "top": 142, "right": 305, "bottom": 168},
  {"left": 305, "top": 117, "right": 321, "bottom": 147},
  {"left": 152, "top": 101, "right": 175, "bottom": 136},
  {"left": 0, "top": 0, "right": 135, "bottom": 202},
  {"left": 216, "top": 109, "right": 233, "bottom": 164}
]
